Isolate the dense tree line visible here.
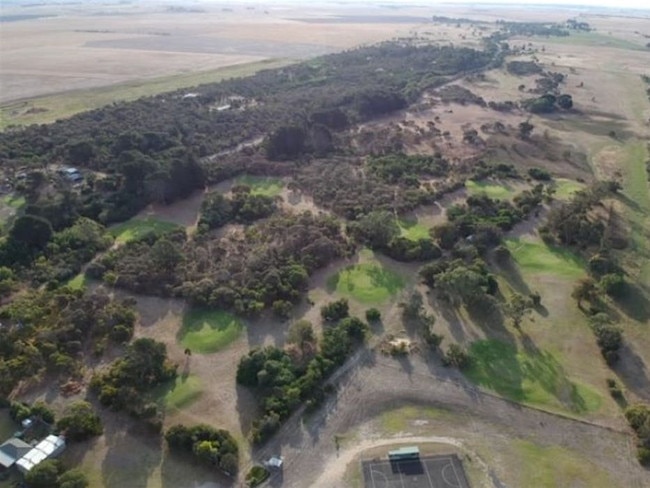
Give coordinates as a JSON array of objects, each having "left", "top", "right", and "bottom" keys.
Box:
[{"left": 625, "top": 404, "right": 650, "bottom": 466}]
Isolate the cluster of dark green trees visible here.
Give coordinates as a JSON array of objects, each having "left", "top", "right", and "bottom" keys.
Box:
[
  {"left": 90, "top": 338, "right": 177, "bottom": 425},
  {"left": 237, "top": 310, "right": 367, "bottom": 444},
  {"left": 197, "top": 186, "right": 277, "bottom": 232},
  {"left": 0, "top": 288, "right": 136, "bottom": 396},
  {"left": 165, "top": 424, "right": 239, "bottom": 475}
]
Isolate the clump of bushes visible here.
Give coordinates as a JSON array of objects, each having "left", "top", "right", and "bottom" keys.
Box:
[
  {"left": 624, "top": 404, "right": 650, "bottom": 466},
  {"left": 246, "top": 465, "right": 270, "bottom": 487},
  {"left": 56, "top": 401, "right": 103, "bottom": 442},
  {"left": 442, "top": 344, "right": 470, "bottom": 369},
  {"left": 165, "top": 424, "right": 239, "bottom": 475}
]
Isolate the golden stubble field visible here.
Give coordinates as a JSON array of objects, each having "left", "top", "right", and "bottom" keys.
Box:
[{"left": 0, "top": 2, "right": 429, "bottom": 103}]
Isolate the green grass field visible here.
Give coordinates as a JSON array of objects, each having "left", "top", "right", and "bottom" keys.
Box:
[
  {"left": 511, "top": 440, "right": 616, "bottom": 487},
  {"left": 397, "top": 218, "right": 430, "bottom": 241},
  {"left": 327, "top": 261, "right": 405, "bottom": 304},
  {"left": 539, "top": 32, "right": 646, "bottom": 51},
  {"left": 156, "top": 375, "right": 203, "bottom": 410},
  {"left": 178, "top": 309, "right": 244, "bottom": 354},
  {"left": 465, "top": 339, "right": 601, "bottom": 414},
  {"left": 235, "top": 175, "right": 284, "bottom": 197},
  {"left": 466, "top": 180, "right": 515, "bottom": 200},
  {"left": 0, "top": 59, "right": 292, "bottom": 130},
  {"left": 110, "top": 217, "right": 180, "bottom": 244},
  {"left": 552, "top": 178, "right": 585, "bottom": 200},
  {"left": 504, "top": 237, "right": 585, "bottom": 279}
]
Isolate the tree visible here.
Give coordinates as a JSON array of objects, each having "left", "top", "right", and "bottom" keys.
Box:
[
  {"left": 518, "top": 120, "right": 534, "bottom": 139},
  {"left": 572, "top": 278, "right": 599, "bottom": 309},
  {"left": 56, "top": 401, "right": 103, "bottom": 441},
  {"left": 25, "top": 459, "right": 62, "bottom": 488},
  {"left": 320, "top": 299, "right": 349, "bottom": 322},
  {"left": 365, "top": 308, "right": 381, "bottom": 322},
  {"left": 503, "top": 293, "right": 533, "bottom": 328},
  {"left": 10, "top": 214, "right": 53, "bottom": 249},
  {"left": 349, "top": 211, "right": 399, "bottom": 249},
  {"left": 58, "top": 469, "right": 90, "bottom": 488},
  {"left": 557, "top": 94, "right": 573, "bottom": 109}
]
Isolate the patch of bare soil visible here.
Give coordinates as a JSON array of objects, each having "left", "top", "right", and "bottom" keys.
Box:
[{"left": 279, "top": 187, "right": 328, "bottom": 215}]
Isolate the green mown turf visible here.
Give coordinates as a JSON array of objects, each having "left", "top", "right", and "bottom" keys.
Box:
[
  {"left": 234, "top": 175, "right": 284, "bottom": 197},
  {"left": 327, "top": 262, "right": 405, "bottom": 304},
  {"left": 66, "top": 273, "right": 87, "bottom": 290},
  {"left": 552, "top": 178, "right": 585, "bottom": 200},
  {"left": 158, "top": 375, "right": 203, "bottom": 410},
  {"left": 397, "top": 218, "right": 430, "bottom": 241},
  {"left": 380, "top": 405, "right": 446, "bottom": 433},
  {"left": 110, "top": 217, "right": 180, "bottom": 244},
  {"left": 513, "top": 440, "right": 616, "bottom": 487},
  {"left": 178, "top": 309, "right": 243, "bottom": 354},
  {"left": 465, "top": 180, "right": 515, "bottom": 200},
  {"left": 465, "top": 339, "right": 601, "bottom": 414},
  {"left": 504, "top": 237, "right": 585, "bottom": 279}
]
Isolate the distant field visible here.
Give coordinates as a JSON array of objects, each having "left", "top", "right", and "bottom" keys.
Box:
[
  {"left": 465, "top": 180, "right": 516, "bottom": 199},
  {"left": 110, "top": 217, "right": 180, "bottom": 244},
  {"left": 0, "top": 59, "right": 290, "bottom": 130},
  {"left": 465, "top": 339, "right": 602, "bottom": 414},
  {"left": 536, "top": 31, "right": 647, "bottom": 51},
  {"left": 178, "top": 309, "right": 243, "bottom": 354},
  {"left": 504, "top": 237, "right": 585, "bottom": 279},
  {"left": 235, "top": 175, "right": 285, "bottom": 197},
  {"left": 327, "top": 255, "right": 405, "bottom": 304}
]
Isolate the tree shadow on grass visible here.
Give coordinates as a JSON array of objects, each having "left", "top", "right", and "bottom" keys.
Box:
[
  {"left": 101, "top": 416, "right": 162, "bottom": 488},
  {"left": 160, "top": 450, "right": 233, "bottom": 488},
  {"left": 613, "top": 344, "right": 650, "bottom": 401},
  {"left": 612, "top": 283, "right": 650, "bottom": 323}
]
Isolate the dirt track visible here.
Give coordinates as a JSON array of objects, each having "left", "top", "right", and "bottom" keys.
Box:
[{"left": 250, "top": 349, "right": 648, "bottom": 488}]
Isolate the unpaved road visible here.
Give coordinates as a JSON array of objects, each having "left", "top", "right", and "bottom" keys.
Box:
[{"left": 250, "top": 349, "right": 648, "bottom": 488}]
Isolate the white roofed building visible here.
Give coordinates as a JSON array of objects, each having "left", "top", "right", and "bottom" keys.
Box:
[{"left": 15, "top": 435, "right": 65, "bottom": 474}]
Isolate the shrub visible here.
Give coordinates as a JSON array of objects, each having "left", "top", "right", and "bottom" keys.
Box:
[
  {"left": 58, "top": 469, "right": 90, "bottom": 488},
  {"left": 365, "top": 308, "right": 381, "bottom": 322},
  {"left": 599, "top": 273, "right": 625, "bottom": 297},
  {"left": 442, "top": 344, "right": 470, "bottom": 369},
  {"left": 528, "top": 167, "right": 552, "bottom": 181},
  {"left": 246, "top": 466, "right": 270, "bottom": 487},
  {"left": 320, "top": 299, "right": 349, "bottom": 322},
  {"left": 25, "top": 460, "right": 62, "bottom": 488}
]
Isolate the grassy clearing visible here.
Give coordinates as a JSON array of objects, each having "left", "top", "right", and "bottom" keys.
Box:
[
  {"left": 235, "top": 175, "right": 284, "bottom": 197},
  {"left": 326, "top": 260, "right": 405, "bottom": 304},
  {"left": 156, "top": 375, "right": 203, "bottom": 410},
  {"left": 511, "top": 440, "right": 616, "bottom": 487},
  {"left": 465, "top": 339, "right": 601, "bottom": 414},
  {"left": 380, "top": 405, "right": 447, "bottom": 433},
  {"left": 66, "top": 273, "right": 87, "bottom": 290},
  {"left": 620, "top": 142, "right": 650, "bottom": 283},
  {"left": 465, "top": 180, "right": 515, "bottom": 200},
  {"left": 178, "top": 309, "right": 243, "bottom": 354},
  {"left": 110, "top": 217, "right": 180, "bottom": 245},
  {"left": 552, "top": 178, "right": 584, "bottom": 200},
  {"left": 0, "top": 59, "right": 292, "bottom": 130},
  {"left": 2, "top": 194, "right": 25, "bottom": 209},
  {"left": 504, "top": 237, "right": 585, "bottom": 280},
  {"left": 397, "top": 217, "right": 430, "bottom": 241}
]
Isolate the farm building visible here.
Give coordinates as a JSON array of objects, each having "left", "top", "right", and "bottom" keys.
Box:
[
  {"left": 0, "top": 438, "right": 32, "bottom": 471},
  {"left": 15, "top": 435, "right": 66, "bottom": 474}
]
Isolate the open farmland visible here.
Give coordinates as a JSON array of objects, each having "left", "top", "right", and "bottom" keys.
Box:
[{"left": 0, "top": 4, "right": 650, "bottom": 488}]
